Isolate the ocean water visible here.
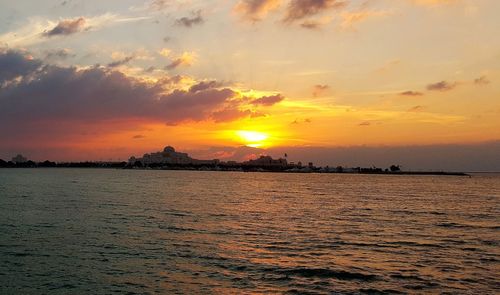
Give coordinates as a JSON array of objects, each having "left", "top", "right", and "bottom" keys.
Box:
[{"left": 0, "top": 169, "right": 498, "bottom": 294}]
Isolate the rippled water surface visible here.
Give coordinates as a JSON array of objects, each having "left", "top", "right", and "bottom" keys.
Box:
[{"left": 0, "top": 169, "right": 499, "bottom": 294}]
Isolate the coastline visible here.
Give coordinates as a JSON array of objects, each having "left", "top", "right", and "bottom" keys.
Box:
[{"left": 0, "top": 165, "right": 471, "bottom": 176}]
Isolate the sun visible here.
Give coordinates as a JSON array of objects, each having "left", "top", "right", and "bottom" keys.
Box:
[{"left": 236, "top": 130, "right": 269, "bottom": 147}]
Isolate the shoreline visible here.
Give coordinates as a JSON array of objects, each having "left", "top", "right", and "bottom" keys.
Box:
[{"left": 0, "top": 166, "right": 471, "bottom": 176}]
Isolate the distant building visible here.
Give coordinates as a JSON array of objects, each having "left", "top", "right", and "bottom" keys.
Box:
[
  {"left": 243, "top": 155, "right": 288, "bottom": 167},
  {"left": 129, "top": 146, "right": 219, "bottom": 166},
  {"left": 11, "top": 154, "right": 28, "bottom": 164}
]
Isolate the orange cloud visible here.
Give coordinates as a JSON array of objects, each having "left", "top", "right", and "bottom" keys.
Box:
[
  {"left": 400, "top": 91, "right": 424, "bottom": 97},
  {"left": 234, "top": 0, "right": 282, "bottom": 22},
  {"left": 283, "top": 0, "right": 346, "bottom": 23},
  {"left": 165, "top": 52, "right": 196, "bottom": 70},
  {"left": 43, "top": 17, "right": 86, "bottom": 37}
]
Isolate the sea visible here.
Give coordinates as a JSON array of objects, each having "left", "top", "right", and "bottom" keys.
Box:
[{"left": 0, "top": 169, "right": 498, "bottom": 294}]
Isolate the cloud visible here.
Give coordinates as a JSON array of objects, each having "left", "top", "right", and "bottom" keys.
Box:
[
  {"left": 0, "top": 49, "right": 248, "bottom": 133},
  {"left": 474, "top": 76, "right": 490, "bottom": 86},
  {"left": 106, "top": 49, "right": 154, "bottom": 68},
  {"left": 45, "top": 48, "right": 75, "bottom": 60},
  {"left": 165, "top": 52, "right": 196, "bottom": 70},
  {"left": 250, "top": 94, "right": 285, "bottom": 106},
  {"left": 107, "top": 55, "right": 135, "bottom": 68},
  {"left": 283, "top": 0, "right": 346, "bottom": 23},
  {"left": 0, "top": 49, "right": 287, "bottom": 138},
  {"left": 313, "top": 84, "right": 329, "bottom": 97},
  {"left": 300, "top": 20, "right": 322, "bottom": 29},
  {"left": 189, "top": 80, "right": 222, "bottom": 93},
  {"left": 43, "top": 17, "right": 87, "bottom": 37},
  {"left": 234, "top": 0, "right": 282, "bottom": 22},
  {"left": 358, "top": 121, "right": 371, "bottom": 126},
  {"left": 0, "top": 49, "right": 42, "bottom": 85},
  {"left": 132, "top": 134, "right": 146, "bottom": 139},
  {"left": 175, "top": 10, "right": 204, "bottom": 28},
  {"left": 426, "top": 80, "right": 457, "bottom": 91},
  {"left": 211, "top": 108, "right": 253, "bottom": 123},
  {"left": 299, "top": 17, "right": 333, "bottom": 29},
  {"left": 0, "top": 14, "right": 151, "bottom": 47},
  {"left": 400, "top": 91, "right": 424, "bottom": 96}
]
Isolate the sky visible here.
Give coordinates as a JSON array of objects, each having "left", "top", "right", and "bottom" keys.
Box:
[{"left": 0, "top": 0, "right": 499, "bottom": 170}]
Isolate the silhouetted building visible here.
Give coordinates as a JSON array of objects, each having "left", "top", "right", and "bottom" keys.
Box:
[
  {"left": 243, "top": 156, "right": 288, "bottom": 167},
  {"left": 129, "top": 146, "right": 219, "bottom": 166},
  {"left": 11, "top": 154, "right": 27, "bottom": 164}
]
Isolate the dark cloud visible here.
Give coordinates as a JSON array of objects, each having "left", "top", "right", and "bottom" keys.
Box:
[
  {"left": 165, "top": 59, "right": 184, "bottom": 70},
  {"left": 44, "top": 17, "right": 86, "bottom": 37},
  {"left": 189, "top": 80, "right": 221, "bottom": 93},
  {"left": 132, "top": 134, "right": 145, "bottom": 139},
  {"left": 358, "top": 121, "right": 371, "bottom": 126},
  {"left": 175, "top": 10, "right": 204, "bottom": 28},
  {"left": 300, "top": 20, "right": 323, "bottom": 29},
  {"left": 400, "top": 90, "right": 424, "bottom": 96},
  {"left": 0, "top": 50, "right": 243, "bottom": 134},
  {"left": 107, "top": 56, "right": 134, "bottom": 68},
  {"left": 284, "top": 0, "right": 346, "bottom": 23},
  {"left": 0, "top": 49, "right": 42, "bottom": 85},
  {"left": 474, "top": 76, "right": 490, "bottom": 86},
  {"left": 426, "top": 80, "right": 457, "bottom": 92},
  {"left": 45, "top": 48, "right": 75, "bottom": 60},
  {"left": 250, "top": 94, "right": 284, "bottom": 106}
]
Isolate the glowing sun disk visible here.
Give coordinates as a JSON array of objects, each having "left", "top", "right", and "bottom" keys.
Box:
[{"left": 236, "top": 130, "right": 269, "bottom": 147}]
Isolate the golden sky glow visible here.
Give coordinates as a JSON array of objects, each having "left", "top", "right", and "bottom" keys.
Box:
[{"left": 0, "top": 0, "right": 499, "bottom": 162}]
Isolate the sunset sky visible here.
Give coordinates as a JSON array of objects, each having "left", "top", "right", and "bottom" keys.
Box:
[{"left": 0, "top": 0, "right": 499, "bottom": 169}]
